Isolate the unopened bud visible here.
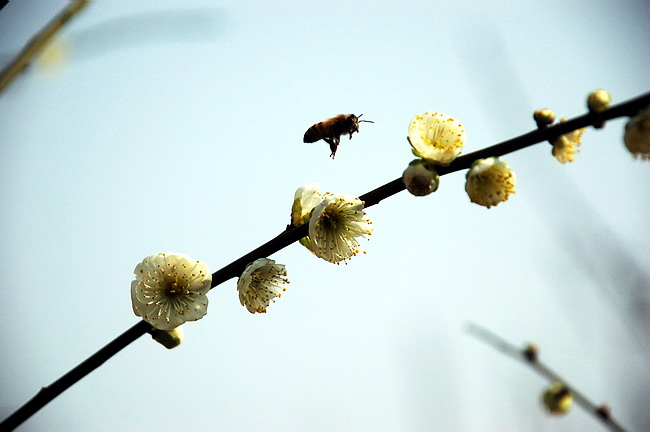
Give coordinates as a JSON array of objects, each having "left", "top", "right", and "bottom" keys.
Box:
[
  {"left": 523, "top": 343, "right": 539, "bottom": 362},
  {"left": 587, "top": 89, "right": 612, "bottom": 113},
  {"left": 534, "top": 109, "right": 556, "bottom": 128},
  {"left": 587, "top": 89, "right": 612, "bottom": 129},
  {"left": 402, "top": 159, "right": 440, "bottom": 196},
  {"left": 542, "top": 382, "right": 573, "bottom": 415},
  {"left": 151, "top": 326, "right": 184, "bottom": 349},
  {"left": 596, "top": 404, "right": 611, "bottom": 420}
]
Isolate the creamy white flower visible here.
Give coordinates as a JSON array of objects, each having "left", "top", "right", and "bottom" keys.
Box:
[
  {"left": 308, "top": 193, "right": 373, "bottom": 263},
  {"left": 408, "top": 112, "right": 466, "bottom": 165},
  {"left": 291, "top": 183, "right": 323, "bottom": 226},
  {"left": 131, "top": 252, "right": 211, "bottom": 330},
  {"left": 237, "top": 258, "right": 289, "bottom": 313},
  {"left": 552, "top": 118, "right": 585, "bottom": 164},
  {"left": 624, "top": 107, "right": 650, "bottom": 160},
  {"left": 465, "top": 157, "right": 516, "bottom": 208}
]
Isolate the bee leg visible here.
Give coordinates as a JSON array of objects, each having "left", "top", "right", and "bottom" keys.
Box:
[{"left": 324, "top": 137, "right": 339, "bottom": 158}]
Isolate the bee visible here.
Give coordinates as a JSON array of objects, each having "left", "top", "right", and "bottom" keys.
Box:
[{"left": 303, "top": 114, "right": 374, "bottom": 158}]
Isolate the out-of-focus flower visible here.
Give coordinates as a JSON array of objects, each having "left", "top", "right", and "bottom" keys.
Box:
[
  {"left": 587, "top": 89, "right": 612, "bottom": 113},
  {"left": 291, "top": 183, "right": 323, "bottom": 226},
  {"left": 402, "top": 159, "right": 440, "bottom": 196},
  {"left": 624, "top": 107, "right": 650, "bottom": 160},
  {"left": 533, "top": 109, "right": 556, "bottom": 128},
  {"left": 408, "top": 112, "right": 466, "bottom": 165},
  {"left": 237, "top": 258, "right": 289, "bottom": 313},
  {"left": 151, "top": 326, "right": 184, "bottom": 349},
  {"left": 542, "top": 382, "right": 573, "bottom": 415},
  {"left": 551, "top": 118, "right": 585, "bottom": 164},
  {"left": 131, "top": 252, "right": 211, "bottom": 330},
  {"left": 465, "top": 157, "right": 516, "bottom": 208},
  {"left": 37, "top": 37, "right": 69, "bottom": 74},
  {"left": 308, "top": 193, "right": 373, "bottom": 263}
]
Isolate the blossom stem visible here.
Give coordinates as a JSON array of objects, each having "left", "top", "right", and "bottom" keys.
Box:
[
  {"left": 465, "top": 322, "right": 627, "bottom": 432},
  {"left": 2, "top": 91, "right": 647, "bottom": 430}
]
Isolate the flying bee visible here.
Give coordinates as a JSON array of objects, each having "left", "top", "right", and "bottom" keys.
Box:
[{"left": 303, "top": 114, "right": 374, "bottom": 158}]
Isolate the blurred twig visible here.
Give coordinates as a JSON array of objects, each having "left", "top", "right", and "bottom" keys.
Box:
[
  {"left": 466, "top": 322, "right": 627, "bottom": 432},
  {"left": 0, "top": 0, "right": 89, "bottom": 94}
]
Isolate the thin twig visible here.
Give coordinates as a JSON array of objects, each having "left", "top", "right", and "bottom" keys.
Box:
[
  {"left": 466, "top": 322, "right": 628, "bottom": 432},
  {"left": 1, "top": 92, "right": 648, "bottom": 431},
  {"left": 0, "top": 0, "right": 89, "bottom": 94}
]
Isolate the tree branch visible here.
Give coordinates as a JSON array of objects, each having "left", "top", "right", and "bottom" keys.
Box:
[
  {"left": 1, "top": 91, "right": 648, "bottom": 431},
  {"left": 466, "top": 322, "right": 628, "bottom": 432}
]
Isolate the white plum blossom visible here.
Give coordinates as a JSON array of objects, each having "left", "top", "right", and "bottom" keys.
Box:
[
  {"left": 130, "top": 252, "right": 211, "bottom": 330},
  {"left": 237, "top": 258, "right": 289, "bottom": 313},
  {"left": 291, "top": 183, "right": 323, "bottom": 226},
  {"left": 308, "top": 193, "right": 373, "bottom": 263},
  {"left": 551, "top": 118, "right": 585, "bottom": 164},
  {"left": 465, "top": 157, "right": 516, "bottom": 209},
  {"left": 408, "top": 112, "right": 466, "bottom": 165}
]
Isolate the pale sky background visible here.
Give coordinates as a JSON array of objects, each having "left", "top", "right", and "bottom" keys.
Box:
[{"left": 1, "top": 1, "right": 649, "bottom": 431}]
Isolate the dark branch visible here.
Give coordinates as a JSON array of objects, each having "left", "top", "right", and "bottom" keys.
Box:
[{"left": 2, "top": 91, "right": 648, "bottom": 431}]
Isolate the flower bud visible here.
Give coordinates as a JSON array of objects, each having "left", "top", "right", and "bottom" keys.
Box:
[
  {"left": 587, "top": 89, "right": 611, "bottom": 113},
  {"left": 623, "top": 107, "right": 650, "bottom": 160},
  {"left": 402, "top": 159, "right": 440, "bottom": 196},
  {"left": 523, "top": 343, "right": 539, "bottom": 362},
  {"left": 542, "top": 382, "right": 573, "bottom": 415},
  {"left": 151, "top": 326, "right": 184, "bottom": 349},
  {"left": 533, "top": 109, "right": 556, "bottom": 128}
]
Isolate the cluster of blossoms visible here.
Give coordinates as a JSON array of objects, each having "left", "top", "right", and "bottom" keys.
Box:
[
  {"left": 130, "top": 252, "right": 290, "bottom": 345},
  {"left": 403, "top": 111, "right": 517, "bottom": 208},
  {"left": 130, "top": 185, "right": 373, "bottom": 344},
  {"left": 131, "top": 89, "right": 646, "bottom": 348}
]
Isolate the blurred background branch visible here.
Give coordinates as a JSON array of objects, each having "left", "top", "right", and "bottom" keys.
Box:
[
  {"left": 0, "top": 0, "right": 88, "bottom": 94},
  {"left": 466, "top": 322, "right": 627, "bottom": 432}
]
